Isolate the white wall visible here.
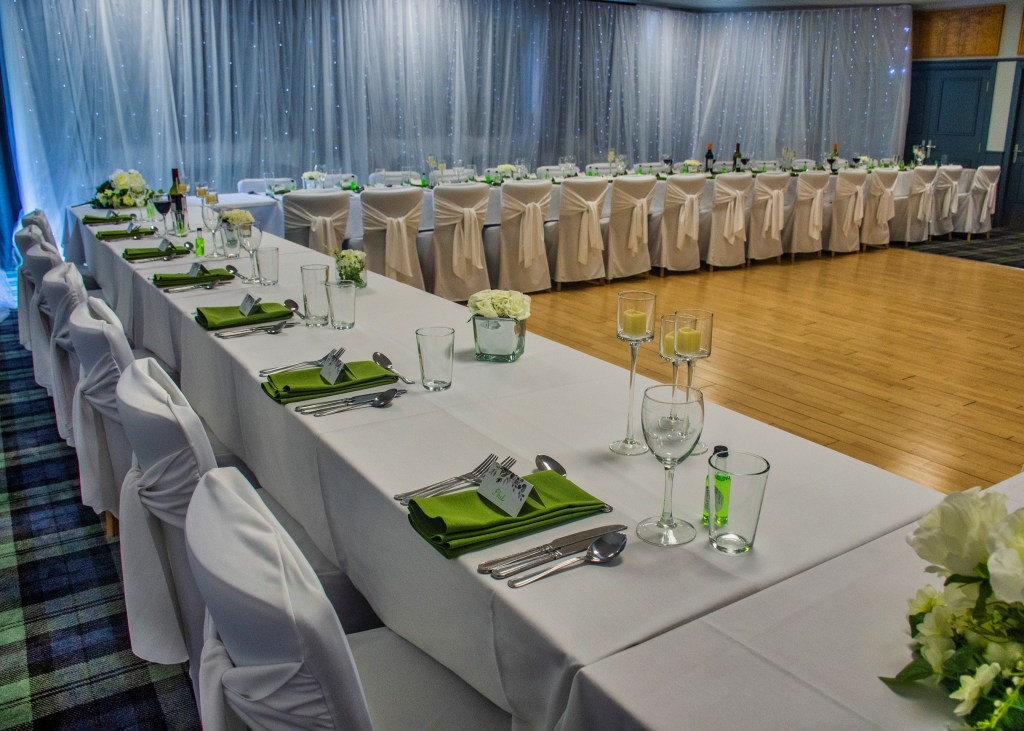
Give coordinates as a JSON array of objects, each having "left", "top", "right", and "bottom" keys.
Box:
[{"left": 988, "top": 0, "right": 1022, "bottom": 151}]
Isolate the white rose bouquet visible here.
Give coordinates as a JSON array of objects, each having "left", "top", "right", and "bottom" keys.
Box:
[
  {"left": 94, "top": 168, "right": 152, "bottom": 208},
  {"left": 467, "top": 289, "right": 530, "bottom": 320},
  {"left": 495, "top": 164, "right": 516, "bottom": 176},
  {"left": 331, "top": 248, "right": 366, "bottom": 281},
  {"left": 882, "top": 487, "right": 1024, "bottom": 728},
  {"left": 301, "top": 170, "right": 326, "bottom": 181},
  {"left": 220, "top": 209, "right": 255, "bottom": 226}
]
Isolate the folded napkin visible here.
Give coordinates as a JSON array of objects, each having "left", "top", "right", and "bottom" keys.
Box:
[
  {"left": 261, "top": 361, "right": 397, "bottom": 404},
  {"left": 84, "top": 213, "right": 134, "bottom": 224},
  {"left": 152, "top": 268, "right": 235, "bottom": 288},
  {"left": 121, "top": 243, "right": 189, "bottom": 260},
  {"left": 98, "top": 227, "right": 158, "bottom": 242},
  {"left": 408, "top": 471, "right": 607, "bottom": 558},
  {"left": 195, "top": 303, "right": 293, "bottom": 330}
]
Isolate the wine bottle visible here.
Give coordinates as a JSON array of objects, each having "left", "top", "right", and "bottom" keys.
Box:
[
  {"left": 732, "top": 142, "right": 741, "bottom": 172},
  {"left": 170, "top": 168, "right": 186, "bottom": 235},
  {"left": 704, "top": 142, "right": 714, "bottom": 173}
]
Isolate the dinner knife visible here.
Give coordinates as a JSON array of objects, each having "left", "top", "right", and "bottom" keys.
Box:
[
  {"left": 214, "top": 322, "right": 297, "bottom": 338},
  {"left": 476, "top": 523, "right": 627, "bottom": 574},
  {"left": 294, "top": 389, "right": 406, "bottom": 413},
  {"left": 489, "top": 533, "right": 625, "bottom": 579}
]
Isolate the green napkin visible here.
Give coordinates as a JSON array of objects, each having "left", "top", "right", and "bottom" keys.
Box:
[
  {"left": 408, "top": 471, "right": 608, "bottom": 558},
  {"left": 121, "top": 243, "right": 189, "bottom": 260},
  {"left": 152, "top": 268, "right": 235, "bottom": 288},
  {"left": 195, "top": 303, "right": 293, "bottom": 330},
  {"left": 84, "top": 213, "right": 133, "bottom": 224},
  {"left": 261, "top": 361, "right": 397, "bottom": 404},
  {"left": 97, "top": 227, "right": 158, "bottom": 242}
]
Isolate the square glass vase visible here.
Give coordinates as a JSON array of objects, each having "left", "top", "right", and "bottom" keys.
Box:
[{"left": 472, "top": 315, "right": 526, "bottom": 362}]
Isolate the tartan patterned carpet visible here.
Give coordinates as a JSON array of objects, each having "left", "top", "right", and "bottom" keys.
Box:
[
  {"left": 909, "top": 228, "right": 1024, "bottom": 269},
  {"left": 0, "top": 315, "right": 199, "bottom": 730}
]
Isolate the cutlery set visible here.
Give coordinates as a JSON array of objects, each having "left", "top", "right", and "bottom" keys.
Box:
[
  {"left": 477, "top": 524, "right": 627, "bottom": 581},
  {"left": 213, "top": 321, "right": 296, "bottom": 338},
  {"left": 294, "top": 388, "right": 407, "bottom": 417},
  {"left": 260, "top": 348, "right": 346, "bottom": 376},
  {"left": 394, "top": 453, "right": 516, "bottom": 505}
]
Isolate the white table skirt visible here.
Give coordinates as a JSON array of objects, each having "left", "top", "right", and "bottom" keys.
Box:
[{"left": 80, "top": 223, "right": 944, "bottom": 728}]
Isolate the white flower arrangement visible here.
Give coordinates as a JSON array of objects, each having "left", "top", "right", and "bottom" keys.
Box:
[
  {"left": 301, "top": 170, "right": 327, "bottom": 181},
  {"left": 682, "top": 159, "right": 702, "bottom": 169},
  {"left": 331, "top": 248, "right": 366, "bottom": 281},
  {"left": 219, "top": 209, "right": 255, "bottom": 226},
  {"left": 495, "top": 164, "right": 516, "bottom": 176},
  {"left": 467, "top": 289, "right": 531, "bottom": 320},
  {"left": 882, "top": 487, "right": 1024, "bottom": 727},
  {"left": 94, "top": 168, "right": 152, "bottom": 208}
]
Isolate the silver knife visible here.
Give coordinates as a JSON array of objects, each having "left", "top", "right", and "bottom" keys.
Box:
[
  {"left": 294, "top": 389, "right": 405, "bottom": 413},
  {"left": 476, "top": 524, "right": 627, "bottom": 574},
  {"left": 490, "top": 534, "right": 623, "bottom": 579},
  {"left": 214, "top": 322, "right": 297, "bottom": 338}
]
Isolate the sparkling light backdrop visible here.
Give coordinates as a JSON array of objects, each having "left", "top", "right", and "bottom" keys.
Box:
[{"left": 0, "top": 0, "right": 911, "bottom": 240}]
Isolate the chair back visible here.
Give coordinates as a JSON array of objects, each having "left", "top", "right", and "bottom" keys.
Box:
[
  {"left": 497, "top": 180, "right": 553, "bottom": 292},
  {"left": 116, "top": 358, "right": 216, "bottom": 688},
  {"left": 360, "top": 187, "right": 425, "bottom": 289},
  {"left": 186, "top": 467, "right": 372, "bottom": 731},
  {"left": 828, "top": 169, "right": 868, "bottom": 253},
  {"left": 15, "top": 225, "right": 57, "bottom": 350},
  {"left": 895, "top": 165, "right": 938, "bottom": 243},
  {"left": 747, "top": 172, "right": 791, "bottom": 261},
  {"left": 930, "top": 165, "right": 963, "bottom": 236},
  {"left": 555, "top": 177, "right": 608, "bottom": 282},
  {"left": 657, "top": 174, "right": 707, "bottom": 271},
  {"left": 431, "top": 183, "right": 491, "bottom": 300},
  {"left": 22, "top": 209, "right": 59, "bottom": 250},
  {"left": 24, "top": 240, "right": 64, "bottom": 387},
  {"left": 283, "top": 190, "right": 350, "bottom": 254},
  {"left": 706, "top": 172, "right": 753, "bottom": 267},
  {"left": 861, "top": 169, "right": 899, "bottom": 246},
  {"left": 787, "top": 170, "right": 831, "bottom": 254},
  {"left": 237, "top": 177, "right": 294, "bottom": 194},
  {"left": 40, "top": 263, "right": 88, "bottom": 445},
  {"left": 605, "top": 175, "right": 656, "bottom": 280}
]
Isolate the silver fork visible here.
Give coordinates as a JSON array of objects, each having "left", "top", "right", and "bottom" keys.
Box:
[
  {"left": 393, "top": 454, "right": 498, "bottom": 503},
  {"left": 260, "top": 348, "right": 344, "bottom": 377},
  {"left": 409, "top": 456, "right": 517, "bottom": 502}
]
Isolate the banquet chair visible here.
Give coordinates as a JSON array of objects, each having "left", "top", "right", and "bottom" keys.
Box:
[
  {"left": 552, "top": 176, "right": 609, "bottom": 286},
  {"left": 585, "top": 162, "right": 615, "bottom": 176},
  {"left": 282, "top": 190, "right": 350, "bottom": 254},
  {"left": 14, "top": 225, "right": 49, "bottom": 351},
  {"left": 367, "top": 170, "right": 409, "bottom": 187},
  {"left": 930, "top": 165, "right": 964, "bottom": 239},
  {"left": 360, "top": 187, "right": 426, "bottom": 290},
  {"left": 21, "top": 208, "right": 59, "bottom": 251},
  {"left": 953, "top": 165, "right": 1001, "bottom": 240},
  {"left": 653, "top": 173, "right": 705, "bottom": 273},
  {"left": 784, "top": 170, "right": 831, "bottom": 261},
  {"left": 185, "top": 467, "right": 511, "bottom": 731},
  {"left": 495, "top": 179, "right": 553, "bottom": 293},
  {"left": 746, "top": 172, "right": 791, "bottom": 264},
  {"left": 860, "top": 169, "right": 899, "bottom": 249},
  {"left": 431, "top": 183, "right": 491, "bottom": 301},
  {"left": 890, "top": 165, "right": 938, "bottom": 244},
  {"left": 24, "top": 241, "right": 65, "bottom": 391},
  {"left": 40, "top": 262, "right": 89, "bottom": 447},
  {"left": 325, "top": 173, "right": 358, "bottom": 189},
  {"left": 826, "top": 169, "right": 867, "bottom": 255},
  {"left": 605, "top": 175, "right": 657, "bottom": 281},
  {"left": 705, "top": 172, "right": 754, "bottom": 270},
  {"left": 237, "top": 177, "right": 294, "bottom": 194}
]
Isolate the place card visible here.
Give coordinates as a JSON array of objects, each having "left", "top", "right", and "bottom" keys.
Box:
[
  {"left": 478, "top": 463, "right": 532, "bottom": 517},
  {"left": 187, "top": 263, "right": 208, "bottom": 278},
  {"left": 239, "top": 294, "right": 262, "bottom": 316},
  {"left": 158, "top": 238, "right": 174, "bottom": 252},
  {"left": 320, "top": 356, "right": 346, "bottom": 385}
]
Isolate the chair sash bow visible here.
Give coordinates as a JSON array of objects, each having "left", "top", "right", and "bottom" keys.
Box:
[
  {"left": 753, "top": 185, "right": 786, "bottom": 239},
  {"left": 502, "top": 191, "right": 551, "bottom": 267},
  {"left": 935, "top": 170, "right": 960, "bottom": 219},
  {"left": 434, "top": 195, "right": 487, "bottom": 280},
  {"left": 795, "top": 177, "right": 826, "bottom": 240},
  {"left": 559, "top": 185, "right": 605, "bottom": 264},
  {"left": 611, "top": 186, "right": 651, "bottom": 253},
  {"left": 664, "top": 183, "right": 702, "bottom": 249},
  {"left": 835, "top": 176, "right": 865, "bottom": 235},
  {"left": 868, "top": 174, "right": 897, "bottom": 225},
  {"left": 73, "top": 350, "right": 122, "bottom": 514},
  {"left": 714, "top": 183, "right": 747, "bottom": 245},
  {"left": 910, "top": 175, "right": 936, "bottom": 224},
  {"left": 362, "top": 199, "right": 423, "bottom": 278}
]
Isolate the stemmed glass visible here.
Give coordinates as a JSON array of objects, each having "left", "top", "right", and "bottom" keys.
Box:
[
  {"left": 238, "top": 225, "right": 263, "bottom": 283},
  {"left": 201, "top": 206, "right": 223, "bottom": 259},
  {"left": 637, "top": 384, "right": 704, "bottom": 546},
  {"left": 610, "top": 290, "right": 656, "bottom": 456},
  {"left": 674, "top": 308, "right": 713, "bottom": 455},
  {"left": 153, "top": 194, "right": 173, "bottom": 235}
]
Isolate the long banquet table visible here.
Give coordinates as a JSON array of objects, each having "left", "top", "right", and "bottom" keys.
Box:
[{"left": 71, "top": 207, "right": 946, "bottom": 727}]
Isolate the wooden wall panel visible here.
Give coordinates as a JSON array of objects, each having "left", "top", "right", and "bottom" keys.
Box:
[{"left": 913, "top": 5, "right": 1003, "bottom": 59}]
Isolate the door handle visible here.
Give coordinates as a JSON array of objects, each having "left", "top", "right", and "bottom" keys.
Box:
[{"left": 1014, "top": 144, "right": 1022, "bottom": 164}]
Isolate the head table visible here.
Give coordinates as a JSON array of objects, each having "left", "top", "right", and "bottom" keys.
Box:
[{"left": 71, "top": 206, "right": 947, "bottom": 728}]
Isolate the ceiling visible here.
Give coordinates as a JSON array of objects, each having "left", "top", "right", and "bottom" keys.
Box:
[{"left": 619, "top": 0, "right": 1001, "bottom": 10}]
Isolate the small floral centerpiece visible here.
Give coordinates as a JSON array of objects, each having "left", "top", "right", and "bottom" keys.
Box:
[
  {"left": 467, "top": 289, "right": 530, "bottom": 362},
  {"left": 93, "top": 169, "right": 152, "bottom": 208},
  {"left": 495, "top": 163, "right": 516, "bottom": 180},
  {"left": 681, "top": 159, "right": 702, "bottom": 172},
  {"left": 301, "top": 170, "right": 327, "bottom": 189},
  {"left": 219, "top": 209, "right": 255, "bottom": 259},
  {"left": 881, "top": 487, "right": 1024, "bottom": 728},
  {"left": 220, "top": 209, "right": 255, "bottom": 226},
  {"left": 331, "top": 248, "right": 367, "bottom": 288}
]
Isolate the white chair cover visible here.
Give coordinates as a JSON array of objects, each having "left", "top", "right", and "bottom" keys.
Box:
[
  {"left": 747, "top": 172, "right": 790, "bottom": 261},
  {"left": 69, "top": 298, "right": 135, "bottom": 518},
  {"left": 366, "top": 170, "right": 409, "bottom": 187},
  {"left": 827, "top": 169, "right": 867, "bottom": 253},
  {"left": 22, "top": 209, "right": 59, "bottom": 250},
  {"left": 554, "top": 177, "right": 608, "bottom": 283},
  {"left": 706, "top": 172, "right": 753, "bottom": 268},
  {"left": 860, "top": 169, "right": 899, "bottom": 247},
  {"left": 237, "top": 177, "right": 294, "bottom": 194},
  {"left": 283, "top": 190, "right": 350, "bottom": 254},
  {"left": 25, "top": 242, "right": 63, "bottom": 390},
  {"left": 930, "top": 165, "right": 963, "bottom": 237},
  {"left": 891, "top": 165, "right": 938, "bottom": 243},
  {"left": 606, "top": 175, "right": 656, "bottom": 280},
  {"left": 40, "top": 263, "right": 88, "bottom": 446},
  {"left": 14, "top": 225, "right": 47, "bottom": 350},
  {"left": 498, "top": 180, "right": 553, "bottom": 293},
  {"left": 360, "top": 188, "right": 425, "bottom": 290},
  {"left": 953, "top": 165, "right": 1001, "bottom": 236},
  {"left": 431, "top": 183, "right": 491, "bottom": 300},
  {"left": 785, "top": 170, "right": 831, "bottom": 255},
  {"left": 654, "top": 174, "right": 705, "bottom": 272}
]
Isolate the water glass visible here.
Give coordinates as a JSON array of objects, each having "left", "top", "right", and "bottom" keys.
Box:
[
  {"left": 255, "top": 246, "right": 279, "bottom": 285},
  {"left": 707, "top": 451, "right": 770, "bottom": 554},
  {"left": 416, "top": 326, "right": 454, "bottom": 391},
  {"left": 300, "top": 264, "right": 330, "bottom": 327},
  {"left": 329, "top": 280, "right": 356, "bottom": 330}
]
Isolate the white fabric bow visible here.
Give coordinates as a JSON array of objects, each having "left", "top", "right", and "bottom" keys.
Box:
[
  {"left": 362, "top": 199, "right": 423, "bottom": 278},
  {"left": 434, "top": 195, "right": 487, "bottom": 280},
  {"left": 283, "top": 199, "right": 347, "bottom": 255},
  {"left": 664, "top": 183, "right": 701, "bottom": 250},
  {"left": 795, "top": 177, "right": 826, "bottom": 240},
  {"left": 911, "top": 174, "right": 936, "bottom": 224},
  {"left": 559, "top": 185, "right": 605, "bottom": 264},
  {"left": 868, "top": 173, "right": 896, "bottom": 225},
  {"left": 935, "top": 170, "right": 960, "bottom": 219},
  {"left": 502, "top": 191, "right": 551, "bottom": 268},
  {"left": 48, "top": 272, "right": 86, "bottom": 445},
  {"left": 753, "top": 185, "right": 785, "bottom": 239},
  {"left": 835, "top": 176, "right": 865, "bottom": 235},
  {"left": 73, "top": 349, "right": 122, "bottom": 514},
  {"left": 978, "top": 175, "right": 998, "bottom": 222},
  {"left": 611, "top": 185, "right": 651, "bottom": 253},
  {"left": 714, "top": 183, "right": 747, "bottom": 245}
]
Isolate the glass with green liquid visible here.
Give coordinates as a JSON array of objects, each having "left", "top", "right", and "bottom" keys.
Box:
[{"left": 702, "top": 445, "right": 730, "bottom": 526}]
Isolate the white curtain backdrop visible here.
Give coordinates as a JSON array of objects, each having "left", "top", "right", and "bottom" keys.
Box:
[{"left": 0, "top": 0, "right": 912, "bottom": 247}]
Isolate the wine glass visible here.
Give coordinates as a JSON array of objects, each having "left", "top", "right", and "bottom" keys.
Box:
[
  {"left": 637, "top": 384, "right": 704, "bottom": 546},
  {"left": 153, "top": 194, "right": 173, "bottom": 235},
  {"left": 238, "top": 225, "right": 263, "bottom": 283},
  {"left": 610, "top": 290, "right": 655, "bottom": 456},
  {"left": 674, "top": 308, "right": 713, "bottom": 455},
  {"left": 201, "top": 205, "right": 223, "bottom": 258}
]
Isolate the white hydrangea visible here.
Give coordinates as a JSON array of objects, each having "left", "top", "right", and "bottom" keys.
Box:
[
  {"left": 907, "top": 487, "right": 1007, "bottom": 576},
  {"left": 949, "top": 662, "right": 1001, "bottom": 716},
  {"left": 467, "top": 289, "right": 531, "bottom": 320},
  {"left": 987, "top": 509, "right": 1024, "bottom": 604}
]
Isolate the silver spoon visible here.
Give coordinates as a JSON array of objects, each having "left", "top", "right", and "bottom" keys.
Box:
[
  {"left": 225, "top": 264, "right": 240, "bottom": 276},
  {"left": 535, "top": 454, "right": 567, "bottom": 476},
  {"left": 372, "top": 352, "right": 415, "bottom": 384},
  {"left": 284, "top": 298, "right": 307, "bottom": 320},
  {"left": 508, "top": 532, "right": 627, "bottom": 588},
  {"left": 313, "top": 388, "right": 397, "bottom": 417}
]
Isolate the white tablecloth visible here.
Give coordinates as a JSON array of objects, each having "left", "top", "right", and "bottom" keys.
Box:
[{"left": 79, "top": 222, "right": 944, "bottom": 728}]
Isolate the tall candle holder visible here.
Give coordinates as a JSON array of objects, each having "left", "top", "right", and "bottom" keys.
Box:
[{"left": 610, "top": 290, "right": 656, "bottom": 456}]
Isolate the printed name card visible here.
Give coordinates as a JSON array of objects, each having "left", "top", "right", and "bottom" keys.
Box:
[
  {"left": 478, "top": 463, "right": 532, "bottom": 517},
  {"left": 158, "top": 238, "right": 174, "bottom": 252},
  {"left": 239, "top": 294, "right": 262, "bottom": 316},
  {"left": 320, "top": 356, "right": 346, "bottom": 385},
  {"left": 187, "top": 263, "right": 208, "bottom": 278}
]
